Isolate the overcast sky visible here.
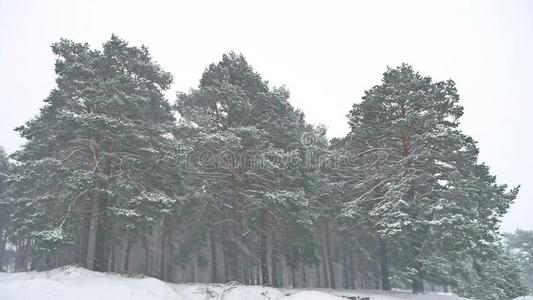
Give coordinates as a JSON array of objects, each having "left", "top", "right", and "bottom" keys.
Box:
[{"left": 0, "top": 0, "right": 531, "bottom": 232}]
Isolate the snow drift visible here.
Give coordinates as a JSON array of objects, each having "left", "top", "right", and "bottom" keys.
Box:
[{"left": 0, "top": 266, "right": 478, "bottom": 300}]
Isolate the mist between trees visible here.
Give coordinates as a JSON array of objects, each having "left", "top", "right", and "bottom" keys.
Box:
[{"left": 0, "top": 35, "right": 529, "bottom": 300}]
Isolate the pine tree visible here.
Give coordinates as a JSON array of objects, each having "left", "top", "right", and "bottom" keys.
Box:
[
  {"left": 175, "top": 52, "right": 315, "bottom": 285},
  {"left": 505, "top": 229, "right": 533, "bottom": 292},
  {"left": 453, "top": 242, "right": 529, "bottom": 300},
  {"left": 344, "top": 64, "right": 523, "bottom": 294},
  {"left": 8, "top": 35, "right": 181, "bottom": 271}
]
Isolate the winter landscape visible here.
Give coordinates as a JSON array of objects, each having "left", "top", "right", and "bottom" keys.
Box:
[{"left": 1, "top": 1, "right": 532, "bottom": 299}]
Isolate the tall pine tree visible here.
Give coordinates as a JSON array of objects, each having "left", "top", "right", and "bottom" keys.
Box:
[
  {"left": 344, "top": 64, "right": 523, "bottom": 294},
  {"left": 9, "top": 36, "right": 181, "bottom": 271},
  {"left": 175, "top": 52, "right": 315, "bottom": 285}
]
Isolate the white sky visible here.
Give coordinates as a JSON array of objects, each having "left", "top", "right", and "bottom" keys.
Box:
[{"left": 0, "top": 0, "right": 531, "bottom": 232}]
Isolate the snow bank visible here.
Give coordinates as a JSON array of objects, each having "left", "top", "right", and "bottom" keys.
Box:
[
  {"left": 0, "top": 266, "right": 473, "bottom": 300},
  {"left": 287, "top": 289, "right": 468, "bottom": 300},
  {"left": 285, "top": 290, "right": 344, "bottom": 299},
  {"left": 172, "top": 283, "right": 287, "bottom": 300},
  {"left": 0, "top": 266, "right": 185, "bottom": 300}
]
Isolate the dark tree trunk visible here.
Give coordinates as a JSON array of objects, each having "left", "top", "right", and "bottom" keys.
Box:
[
  {"left": 290, "top": 267, "right": 295, "bottom": 287},
  {"left": 86, "top": 193, "right": 99, "bottom": 270},
  {"left": 142, "top": 234, "right": 150, "bottom": 275},
  {"left": 244, "top": 256, "right": 251, "bottom": 285},
  {"left": 315, "top": 263, "right": 322, "bottom": 288},
  {"left": 78, "top": 205, "right": 90, "bottom": 267},
  {"left": 14, "top": 239, "right": 27, "bottom": 271},
  {"left": 271, "top": 255, "right": 279, "bottom": 287},
  {"left": 412, "top": 263, "right": 424, "bottom": 294},
  {"left": 94, "top": 154, "right": 114, "bottom": 272},
  {"left": 94, "top": 197, "right": 110, "bottom": 272},
  {"left": 271, "top": 234, "right": 279, "bottom": 288},
  {"left": 167, "top": 238, "right": 176, "bottom": 282},
  {"left": 259, "top": 208, "right": 269, "bottom": 285},
  {"left": 246, "top": 257, "right": 253, "bottom": 285},
  {"left": 0, "top": 227, "right": 7, "bottom": 271},
  {"left": 124, "top": 237, "right": 133, "bottom": 272},
  {"left": 209, "top": 226, "right": 218, "bottom": 283},
  {"left": 324, "top": 221, "right": 336, "bottom": 289},
  {"left": 348, "top": 253, "right": 355, "bottom": 289},
  {"left": 302, "top": 265, "right": 307, "bottom": 288},
  {"left": 342, "top": 250, "right": 349, "bottom": 289},
  {"left": 159, "top": 220, "right": 168, "bottom": 281},
  {"left": 191, "top": 255, "right": 197, "bottom": 282},
  {"left": 322, "top": 256, "right": 329, "bottom": 288},
  {"left": 222, "top": 237, "right": 231, "bottom": 282},
  {"left": 109, "top": 242, "right": 116, "bottom": 272},
  {"left": 86, "top": 142, "right": 101, "bottom": 271},
  {"left": 412, "top": 278, "right": 424, "bottom": 294},
  {"left": 256, "top": 262, "right": 260, "bottom": 285},
  {"left": 230, "top": 169, "right": 245, "bottom": 283},
  {"left": 379, "top": 237, "right": 391, "bottom": 291}
]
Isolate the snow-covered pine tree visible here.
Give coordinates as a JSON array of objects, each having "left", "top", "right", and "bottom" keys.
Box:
[
  {"left": 343, "top": 64, "right": 524, "bottom": 295},
  {"left": 505, "top": 229, "right": 533, "bottom": 291},
  {"left": 8, "top": 36, "right": 181, "bottom": 271},
  {"left": 175, "top": 53, "right": 315, "bottom": 286},
  {"left": 453, "top": 241, "right": 528, "bottom": 300}
]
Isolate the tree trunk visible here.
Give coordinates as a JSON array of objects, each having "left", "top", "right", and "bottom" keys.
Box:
[
  {"left": 412, "top": 277, "right": 424, "bottom": 294},
  {"left": 109, "top": 242, "right": 116, "bottom": 272},
  {"left": 379, "top": 237, "right": 391, "bottom": 290},
  {"left": 94, "top": 195, "right": 111, "bottom": 272},
  {"left": 324, "top": 221, "right": 336, "bottom": 289},
  {"left": 209, "top": 226, "right": 218, "bottom": 283},
  {"left": 14, "top": 239, "right": 27, "bottom": 271},
  {"left": 86, "top": 140, "right": 101, "bottom": 271},
  {"left": 342, "top": 250, "right": 349, "bottom": 289},
  {"left": 322, "top": 256, "right": 329, "bottom": 288},
  {"left": 94, "top": 196, "right": 110, "bottom": 272},
  {"left": 259, "top": 207, "right": 269, "bottom": 285},
  {"left": 412, "top": 263, "right": 424, "bottom": 294},
  {"left": 167, "top": 238, "right": 176, "bottom": 282},
  {"left": 222, "top": 237, "right": 231, "bottom": 282},
  {"left": 271, "top": 233, "right": 279, "bottom": 287},
  {"left": 0, "top": 227, "right": 7, "bottom": 271},
  {"left": 78, "top": 206, "right": 90, "bottom": 267},
  {"left": 230, "top": 168, "right": 245, "bottom": 282},
  {"left": 244, "top": 256, "right": 251, "bottom": 285},
  {"left": 291, "top": 267, "right": 297, "bottom": 288},
  {"left": 302, "top": 265, "right": 307, "bottom": 288},
  {"left": 256, "top": 262, "right": 261, "bottom": 285},
  {"left": 142, "top": 234, "right": 150, "bottom": 275},
  {"left": 86, "top": 198, "right": 99, "bottom": 270},
  {"left": 315, "top": 263, "right": 322, "bottom": 288},
  {"left": 94, "top": 154, "right": 114, "bottom": 272},
  {"left": 159, "top": 221, "right": 167, "bottom": 281},
  {"left": 124, "top": 237, "right": 133, "bottom": 272},
  {"left": 348, "top": 253, "right": 355, "bottom": 289}
]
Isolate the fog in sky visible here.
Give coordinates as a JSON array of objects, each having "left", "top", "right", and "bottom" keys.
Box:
[{"left": 0, "top": 0, "right": 531, "bottom": 232}]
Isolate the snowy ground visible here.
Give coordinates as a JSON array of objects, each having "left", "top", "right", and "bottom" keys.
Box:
[{"left": 0, "top": 266, "right": 487, "bottom": 300}]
